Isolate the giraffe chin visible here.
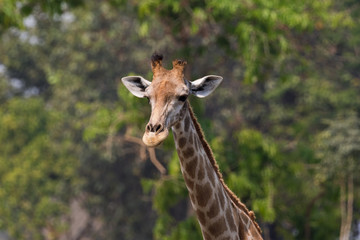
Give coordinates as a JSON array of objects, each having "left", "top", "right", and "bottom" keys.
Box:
[{"left": 142, "top": 129, "right": 169, "bottom": 148}]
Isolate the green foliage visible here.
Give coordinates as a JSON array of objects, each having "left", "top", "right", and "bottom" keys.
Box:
[
  {"left": 0, "top": 0, "right": 359, "bottom": 239},
  {"left": 143, "top": 154, "right": 197, "bottom": 239},
  {"left": 0, "top": 98, "right": 77, "bottom": 239},
  {"left": 152, "top": 177, "right": 187, "bottom": 215},
  {"left": 0, "top": 2, "right": 158, "bottom": 239},
  {"left": 164, "top": 217, "right": 202, "bottom": 240},
  {"left": 0, "top": 0, "right": 83, "bottom": 32},
  {"left": 0, "top": 0, "right": 24, "bottom": 31},
  {"left": 126, "top": 0, "right": 351, "bottom": 83},
  {"left": 316, "top": 111, "right": 360, "bottom": 178},
  {"left": 231, "top": 129, "right": 278, "bottom": 222}
]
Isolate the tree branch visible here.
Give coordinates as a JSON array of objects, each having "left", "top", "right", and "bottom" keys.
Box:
[{"left": 124, "top": 135, "right": 166, "bottom": 175}]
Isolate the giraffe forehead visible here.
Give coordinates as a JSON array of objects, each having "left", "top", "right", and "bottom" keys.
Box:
[{"left": 150, "top": 74, "right": 188, "bottom": 98}]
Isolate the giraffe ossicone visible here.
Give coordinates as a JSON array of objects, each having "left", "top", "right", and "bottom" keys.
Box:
[{"left": 122, "top": 53, "right": 263, "bottom": 240}]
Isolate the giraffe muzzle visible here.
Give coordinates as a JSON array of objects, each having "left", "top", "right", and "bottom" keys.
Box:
[{"left": 142, "top": 123, "right": 169, "bottom": 147}]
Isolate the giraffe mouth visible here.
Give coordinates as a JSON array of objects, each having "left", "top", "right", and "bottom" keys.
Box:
[{"left": 142, "top": 128, "right": 169, "bottom": 147}]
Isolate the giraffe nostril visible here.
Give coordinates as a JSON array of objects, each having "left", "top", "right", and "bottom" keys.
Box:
[
  {"left": 146, "top": 123, "right": 164, "bottom": 133},
  {"left": 146, "top": 123, "right": 153, "bottom": 132},
  {"left": 155, "top": 124, "right": 163, "bottom": 133}
]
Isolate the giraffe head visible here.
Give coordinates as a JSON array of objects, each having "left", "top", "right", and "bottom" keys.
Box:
[{"left": 122, "top": 54, "right": 223, "bottom": 147}]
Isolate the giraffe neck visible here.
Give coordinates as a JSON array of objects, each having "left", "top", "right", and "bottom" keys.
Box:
[{"left": 172, "top": 103, "right": 263, "bottom": 240}]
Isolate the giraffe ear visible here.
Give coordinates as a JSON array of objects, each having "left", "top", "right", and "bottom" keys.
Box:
[
  {"left": 121, "top": 76, "right": 151, "bottom": 98},
  {"left": 190, "top": 75, "right": 223, "bottom": 98}
]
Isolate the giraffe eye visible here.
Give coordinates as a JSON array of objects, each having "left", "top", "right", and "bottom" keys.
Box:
[{"left": 178, "top": 95, "right": 188, "bottom": 102}]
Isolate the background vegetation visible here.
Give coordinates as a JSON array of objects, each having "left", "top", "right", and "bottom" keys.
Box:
[{"left": 0, "top": 0, "right": 359, "bottom": 239}]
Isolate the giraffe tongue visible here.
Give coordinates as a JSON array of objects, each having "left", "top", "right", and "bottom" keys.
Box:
[{"left": 142, "top": 128, "right": 169, "bottom": 148}]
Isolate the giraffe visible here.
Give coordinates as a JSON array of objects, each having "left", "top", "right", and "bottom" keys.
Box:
[{"left": 122, "top": 53, "right": 263, "bottom": 240}]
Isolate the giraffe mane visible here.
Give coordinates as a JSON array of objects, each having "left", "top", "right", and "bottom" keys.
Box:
[{"left": 187, "top": 102, "right": 262, "bottom": 235}]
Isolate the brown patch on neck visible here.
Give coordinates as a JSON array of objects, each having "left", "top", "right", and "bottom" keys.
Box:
[{"left": 187, "top": 103, "right": 262, "bottom": 235}]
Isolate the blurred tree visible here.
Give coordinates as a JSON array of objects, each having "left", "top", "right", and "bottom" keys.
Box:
[
  {"left": 0, "top": 1, "right": 160, "bottom": 239},
  {"left": 316, "top": 112, "right": 360, "bottom": 240},
  {"left": 0, "top": 97, "right": 78, "bottom": 239},
  {"left": 119, "top": 0, "right": 351, "bottom": 83},
  {"left": 0, "top": 0, "right": 359, "bottom": 239},
  {"left": 0, "top": 0, "right": 83, "bottom": 33}
]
